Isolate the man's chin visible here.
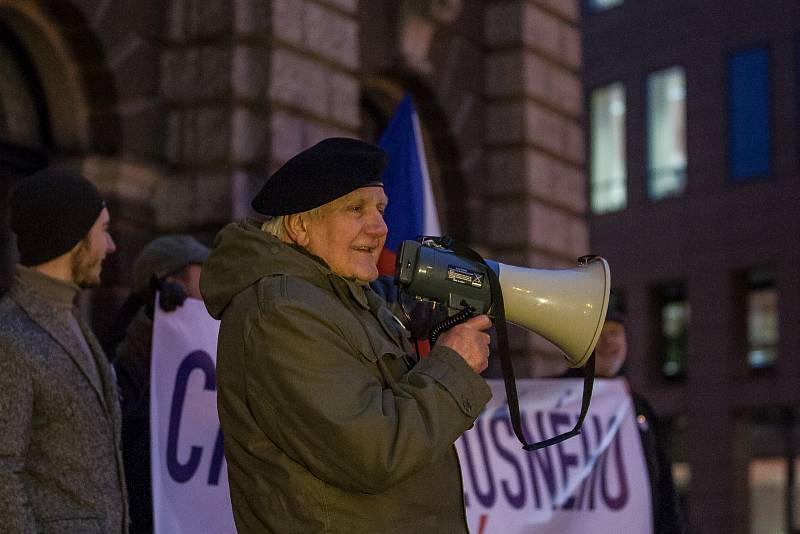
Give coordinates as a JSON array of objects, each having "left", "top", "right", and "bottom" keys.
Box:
[
  {"left": 356, "top": 267, "right": 380, "bottom": 283},
  {"left": 73, "top": 266, "right": 102, "bottom": 289}
]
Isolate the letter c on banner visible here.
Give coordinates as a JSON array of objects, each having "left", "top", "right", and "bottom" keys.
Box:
[{"left": 167, "top": 350, "right": 216, "bottom": 483}]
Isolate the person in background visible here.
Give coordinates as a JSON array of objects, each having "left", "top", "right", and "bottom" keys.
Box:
[
  {"left": 564, "top": 309, "right": 687, "bottom": 534},
  {"left": 0, "top": 168, "right": 128, "bottom": 533},
  {"left": 201, "top": 137, "right": 493, "bottom": 533},
  {"left": 111, "top": 235, "right": 209, "bottom": 534}
]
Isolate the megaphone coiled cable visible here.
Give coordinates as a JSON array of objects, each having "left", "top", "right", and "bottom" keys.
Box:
[{"left": 428, "top": 302, "right": 476, "bottom": 346}]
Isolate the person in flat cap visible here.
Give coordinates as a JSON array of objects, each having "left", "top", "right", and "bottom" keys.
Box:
[
  {"left": 557, "top": 308, "right": 687, "bottom": 534},
  {"left": 0, "top": 168, "right": 129, "bottom": 533},
  {"left": 201, "top": 137, "right": 492, "bottom": 534},
  {"left": 106, "top": 235, "right": 209, "bottom": 534}
]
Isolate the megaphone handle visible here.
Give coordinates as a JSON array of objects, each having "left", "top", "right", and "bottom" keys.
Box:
[{"left": 429, "top": 303, "right": 476, "bottom": 346}]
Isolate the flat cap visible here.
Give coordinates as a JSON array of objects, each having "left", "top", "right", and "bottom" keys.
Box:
[
  {"left": 132, "top": 235, "right": 210, "bottom": 296},
  {"left": 251, "top": 137, "right": 387, "bottom": 216}
]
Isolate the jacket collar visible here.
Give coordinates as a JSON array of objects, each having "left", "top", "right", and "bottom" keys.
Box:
[{"left": 284, "top": 241, "right": 372, "bottom": 310}]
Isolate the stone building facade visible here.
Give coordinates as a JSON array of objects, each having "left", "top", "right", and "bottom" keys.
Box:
[{"left": 0, "top": 0, "right": 587, "bottom": 374}]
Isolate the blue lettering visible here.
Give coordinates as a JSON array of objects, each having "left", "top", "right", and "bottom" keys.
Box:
[
  {"left": 167, "top": 350, "right": 216, "bottom": 483},
  {"left": 460, "top": 418, "right": 497, "bottom": 507},
  {"left": 490, "top": 415, "right": 526, "bottom": 509},
  {"left": 600, "top": 418, "right": 629, "bottom": 510},
  {"left": 208, "top": 427, "right": 225, "bottom": 485},
  {"left": 551, "top": 412, "right": 578, "bottom": 509}
]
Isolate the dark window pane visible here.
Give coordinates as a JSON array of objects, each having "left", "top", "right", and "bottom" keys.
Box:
[
  {"left": 746, "top": 268, "right": 778, "bottom": 369},
  {"left": 654, "top": 282, "right": 689, "bottom": 378},
  {"left": 728, "top": 47, "right": 770, "bottom": 181}
]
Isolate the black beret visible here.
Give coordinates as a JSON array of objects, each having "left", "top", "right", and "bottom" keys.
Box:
[
  {"left": 251, "top": 137, "right": 387, "bottom": 216},
  {"left": 10, "top": 168, "right": 106, "bottom": 266}
]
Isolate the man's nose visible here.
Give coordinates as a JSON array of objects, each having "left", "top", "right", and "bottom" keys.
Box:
[
  {"left": 107, "top": 235, "right": 117, "bottom": 254},
  {"left": 365, "top": 211, "right": 388, "bottom": 236}
]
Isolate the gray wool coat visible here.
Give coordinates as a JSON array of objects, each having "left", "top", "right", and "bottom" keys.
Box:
[{"left": 0, "top": 276, "right": 129, "bottom": 534}]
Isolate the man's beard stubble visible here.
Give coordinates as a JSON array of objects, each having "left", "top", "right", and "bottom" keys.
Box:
[{"left": 71, "top": 238, "right": 102, "bottom": 289}]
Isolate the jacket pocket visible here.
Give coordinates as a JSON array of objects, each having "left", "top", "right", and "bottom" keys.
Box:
[{"left": 372, "top": 336, "right": 413, "bottom": 385}]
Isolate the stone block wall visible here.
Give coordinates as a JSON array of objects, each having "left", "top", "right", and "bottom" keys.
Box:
[
  {"left": 232, "top": 0, "right": 361, "bottom": 218},
  {"left": 484, "top": 0, "right": 586, "bottom": 375}
]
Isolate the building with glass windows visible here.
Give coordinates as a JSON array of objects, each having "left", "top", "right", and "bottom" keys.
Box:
[{"left": 583, "top": 1, "right": 800, "bottom": 533}]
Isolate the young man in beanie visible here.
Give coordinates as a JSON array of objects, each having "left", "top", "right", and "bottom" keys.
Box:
[
  {"left": 0, "top": 168, "right": 128, "bottom": 533},
  {"left": 110, "top": 234, "right": 209, "bottom": 534},
  {"left": 201, "top": 137, "right": 493, "bottom": 533}
]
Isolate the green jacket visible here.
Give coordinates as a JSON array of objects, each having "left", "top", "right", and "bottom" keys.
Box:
[{"left": 201, "top": 221, "right": 491, "bottom": 534}]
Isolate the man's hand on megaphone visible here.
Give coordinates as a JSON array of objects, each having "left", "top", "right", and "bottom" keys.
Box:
[{"left": 436, "top": 314, "right": 492, "bottom": 374}]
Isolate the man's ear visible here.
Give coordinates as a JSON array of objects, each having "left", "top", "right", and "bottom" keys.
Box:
[{"left": 284, "top": 213, "right": 310, "bottom": 246}]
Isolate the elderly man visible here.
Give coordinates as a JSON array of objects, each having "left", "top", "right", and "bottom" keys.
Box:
[
  {"left": 201, "top": 137, "right": 492, "bottom": 533},
  {"left": 0, "top": 168, "right": 128, "bottom": 533}
]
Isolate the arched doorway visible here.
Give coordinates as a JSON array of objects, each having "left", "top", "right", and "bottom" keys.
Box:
[{"left": 0, "top": 16, "right": 52, "bottom": 292}]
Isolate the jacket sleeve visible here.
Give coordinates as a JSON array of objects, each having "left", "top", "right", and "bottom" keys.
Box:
[
  {"left": 242, "top": 296, "right": 491, "bottom": 494},
  {"left": 0, "top": 344, "right": 37, "bottom": 533}
]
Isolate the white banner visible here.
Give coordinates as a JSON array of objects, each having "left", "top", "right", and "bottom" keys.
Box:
[
  {"left": 151, "top": 297, "right": 236, "bottom": 534},
  {"left": 457, "top": 378, "right": 652, "bottom": 534},
  {"left": 150, "top": 303, "right": 650, "bottom": 533}
]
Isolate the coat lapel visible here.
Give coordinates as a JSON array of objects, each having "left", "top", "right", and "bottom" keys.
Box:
[
  {"left": 76, "top": 312, "right": 120, "bottom": 420},
  {"left": 11, "top": 282, "right": 108, "bottom": 411}
]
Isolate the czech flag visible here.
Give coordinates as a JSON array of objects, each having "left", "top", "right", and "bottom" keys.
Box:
[{"left": 376, "top": 94, "right": 441, "bottom": 276}]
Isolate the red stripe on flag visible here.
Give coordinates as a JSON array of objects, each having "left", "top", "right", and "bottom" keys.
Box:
[
  {"left": 377, "top": 248, "right": 397, "bottom": 277},
  {"left": 417, "top": 339, "right": 431, "bottom": 358}
]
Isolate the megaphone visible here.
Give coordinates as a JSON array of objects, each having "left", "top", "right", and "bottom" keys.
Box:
[{"left": 395, "top": 238, "right": 610, "bottom": 368}]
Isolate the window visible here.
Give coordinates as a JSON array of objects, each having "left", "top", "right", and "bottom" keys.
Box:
[
  {"left": 590, "top": 82, "right": 626, "bottom": 213},
  {"left": 748, "top": 408, "right": 800, "bottom": 533},
  {"left": 647, "top": 66, "right": 687, "bottom": 200},
  {"left": 588, "top": 0, "right": 623, "bottom": 11},
  {"left": 728, "top": 46, "right": 771, "bottom": 181},
  {"left": 746, "top": 268, "right": 778, "bottom": 369},
  {"left": 667, "top": 415, "right": 692, "bottom": 518},
  {"left": 654, "top": 282, "right": 689, "bottom": 378}
]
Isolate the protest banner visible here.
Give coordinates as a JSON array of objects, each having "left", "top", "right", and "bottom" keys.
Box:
[
  {"left": 151, "top": 297, "right": 236, "bottom": 534},
  {"left": 150, "top": 302, "right": 650, "bottom": 533},
  {"left": 457, "top": 378, "right": 652, "bottom": 533}
]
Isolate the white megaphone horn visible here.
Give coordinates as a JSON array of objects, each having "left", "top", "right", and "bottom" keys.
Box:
[{"left": 488, "top": 256, "right": 610, "bottom": 367}]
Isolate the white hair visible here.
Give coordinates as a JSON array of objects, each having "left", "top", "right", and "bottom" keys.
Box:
[
  {"left": 261, "top": 216, "right": 288, "bottom": 241},
  {"left": 260, "top": 206, "right": 323, "bottom": 242}
]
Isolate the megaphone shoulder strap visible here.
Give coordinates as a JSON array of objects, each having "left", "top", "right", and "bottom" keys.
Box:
[{"left": 444, "top": 238, "right": 596, "bottom": 452}]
